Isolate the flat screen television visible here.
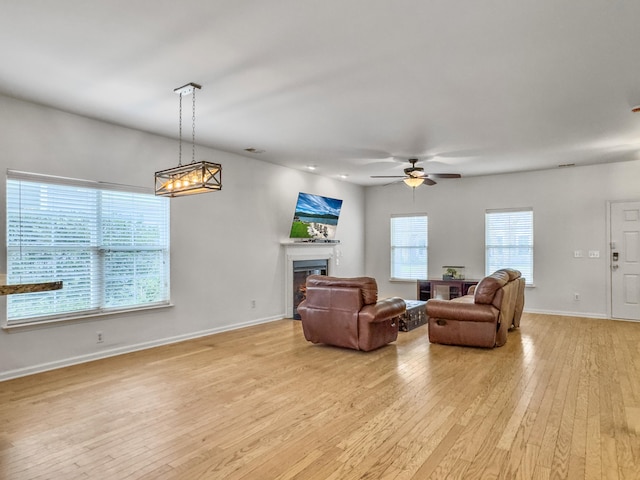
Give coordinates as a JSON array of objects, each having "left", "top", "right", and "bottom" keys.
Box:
[{"left": 289, "top": 192, "right": 343, "bottom": 240}]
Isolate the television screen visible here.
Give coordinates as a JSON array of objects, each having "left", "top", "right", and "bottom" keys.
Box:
[{"left": 289, "top": 192, "right": 343, "bottom": 240}]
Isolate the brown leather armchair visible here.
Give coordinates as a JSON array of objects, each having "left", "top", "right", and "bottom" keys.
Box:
[
  {"left": 297, "top": 275, "right": 406, "bottom": 351},
  {"left": 426, "top": 269, "right": 524, "bottom": 348}
]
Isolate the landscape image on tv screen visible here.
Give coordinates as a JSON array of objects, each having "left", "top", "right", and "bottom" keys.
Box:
[{"left": 289, "top": 192, "right": 343, "bottom": 240}]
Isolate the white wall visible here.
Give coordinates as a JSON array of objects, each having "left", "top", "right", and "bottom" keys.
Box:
[
  {"left": 365, "top": 160, "right": 640, "bottom": 318},
  {"left": 0, "top": 95, "right": 365, "bottom": 379}
]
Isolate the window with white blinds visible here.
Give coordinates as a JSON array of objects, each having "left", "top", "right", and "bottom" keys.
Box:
[
  {"left": 390, "top": 214, "right": 428, "bottom": 280},
  {"left": 485, "top": 208, "right": 533, "bottom": 284},
  {"left": 6, "top": 171, "right": 170, "bottom": 325}
]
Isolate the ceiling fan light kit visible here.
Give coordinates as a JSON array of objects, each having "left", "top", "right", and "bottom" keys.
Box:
[
  {"left": 155, "top": 82, "right": 222, "bottom": 197},
  {"left": 403, "top": 177, "right": 425, "bottom": 188}
]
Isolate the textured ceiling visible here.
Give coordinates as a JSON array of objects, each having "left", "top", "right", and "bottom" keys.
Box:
[{"left": 1, "top": 0, "right": 640, "bottom": 185}]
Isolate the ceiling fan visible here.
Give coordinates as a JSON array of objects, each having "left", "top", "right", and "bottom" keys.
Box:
[{"left": 370, "top": 158, "right": 461, "bottom": 187}]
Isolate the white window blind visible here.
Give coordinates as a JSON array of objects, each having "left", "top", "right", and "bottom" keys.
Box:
[
  {"left": 390, "top": 214, "right": 428, "bottom": 280},
  {"left": 485, "top": 208, "right": 533, "bottom": 284},
  {"left": 6, "top": 171, "right": 170, "bottom": 325}
]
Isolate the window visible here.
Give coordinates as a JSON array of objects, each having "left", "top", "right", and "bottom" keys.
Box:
[
  {"left": 390, "top": 214, "right": 428, "bottom": 280},
  {"left": 485, "top": 208, "right": 533, "bottom": 284},
  {"left": 6, "top": 171, "right": 170, "bottom": 325}
]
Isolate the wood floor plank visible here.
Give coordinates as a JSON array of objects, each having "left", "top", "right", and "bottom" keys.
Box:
[
  {"left": 515, "top": 443, "right": 541, "bottom": 480},
  {"left": 585, "top": 329, "right": 603, "bottom": 480},
  {"left": 536, "top": 334, "right": 576, "bottom": 469},
  {"left": 1, "top": 314, "right": 640, "bottom": 479},
  {"left": 497, "top": 410, "right": 537, "bottom": 479}
]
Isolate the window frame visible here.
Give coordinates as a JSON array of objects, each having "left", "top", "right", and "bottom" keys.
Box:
[
  {"left": 390, "top": 213, "right": 428, "bottom": 281},
  {"left": 485, "top": 207, "right": 533, "bottom": 285},
  {"left": 5, "top": 170, "right": 171, "bottom": 327}
]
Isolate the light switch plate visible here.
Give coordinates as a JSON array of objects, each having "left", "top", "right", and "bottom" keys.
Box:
[{"left": 588, "top": 250, "right": 600, "bottom": 258}]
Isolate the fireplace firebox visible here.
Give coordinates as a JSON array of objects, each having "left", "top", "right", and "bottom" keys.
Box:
[{"left": 292, "top": 259, "right": 328, "bottom": 319}]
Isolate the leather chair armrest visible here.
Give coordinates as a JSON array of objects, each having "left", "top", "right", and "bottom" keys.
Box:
[
  {"left": 297, "top": 299, "right": 307, "bottom": 318},
  {"left": 359, "top": 297, "right": 406, "bottom": 323},
  {"left": 426, "top": 299, "right": 498, "bottom": 323}
]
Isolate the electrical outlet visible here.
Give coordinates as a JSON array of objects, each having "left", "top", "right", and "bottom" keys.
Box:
[
  {"left": 574, "top": 293, "right": 580, "bottom": 301},
  {"left": 96, "top": 331, "right": 104, "bottom": 343},
  {"left": 251, "top": 300, "right": 256, "bottom": 309}
]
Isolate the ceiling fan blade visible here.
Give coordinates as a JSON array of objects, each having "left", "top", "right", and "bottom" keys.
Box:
[
  {"left": 429, "top": 173, "right": 461, "bottom": 179},
  {"left": 370, "top": 175, "right": 407, "bottom": 178},
  {"left": 423, "top": 178, "right": 437, "bottom": 186},
  {"left": 423, "top": 148, "right": 491, "bottom": 159}
]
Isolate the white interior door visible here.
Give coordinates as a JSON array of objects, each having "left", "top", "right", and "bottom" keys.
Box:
[{"left": 611, "top": 201, "right": 640, "bottom": 320}]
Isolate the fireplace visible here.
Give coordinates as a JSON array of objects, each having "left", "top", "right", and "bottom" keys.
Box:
[
  {"left": 292, "top": 259, "right": 328, "bottom": 319},
  {"left": 282, "top": 243, "right": 335, "bottom": 319}
]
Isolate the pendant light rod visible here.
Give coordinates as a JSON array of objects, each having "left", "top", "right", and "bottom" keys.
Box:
[{"left": 174, "top": 83, "right": 201, "bottom": 167}]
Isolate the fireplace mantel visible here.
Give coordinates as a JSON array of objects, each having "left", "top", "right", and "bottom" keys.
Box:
[{"left": 282, "top": 242, "right": 336, "bottom": 318}]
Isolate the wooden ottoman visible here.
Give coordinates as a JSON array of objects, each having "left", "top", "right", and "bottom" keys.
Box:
[{"left": 398, "top": 300, "right": 427, "bottom": 332}]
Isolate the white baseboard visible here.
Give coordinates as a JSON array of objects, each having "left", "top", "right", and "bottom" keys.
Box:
[
  {"left": 523, "top": 308, "right": 608, "bottom": 320},
  {"left": 0, "top": 314, "right": 285, "bottom": 382}
]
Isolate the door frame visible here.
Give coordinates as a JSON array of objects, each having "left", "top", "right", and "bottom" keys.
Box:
[{"left": 606, "top": 199, "right": 640, "bottom": 320}]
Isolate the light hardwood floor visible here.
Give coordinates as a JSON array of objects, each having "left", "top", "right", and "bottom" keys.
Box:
[{"left": 1, "top": 313, "right": 639, "bottom": 479}]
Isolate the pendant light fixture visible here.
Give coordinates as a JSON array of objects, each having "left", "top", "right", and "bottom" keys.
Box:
[{"left": 155, "top": 82, "right": 222, "bottom": 197}]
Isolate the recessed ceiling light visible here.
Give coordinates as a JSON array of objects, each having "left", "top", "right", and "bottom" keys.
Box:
[
  {"left": 307, "top": 165, "right": 317, "bottom": 171},
  {"left": 339, "top": 174, "right": 349, "bottom": 179},
  {"left": 244, "top": 148, "right": 265, "bottom": 154}
]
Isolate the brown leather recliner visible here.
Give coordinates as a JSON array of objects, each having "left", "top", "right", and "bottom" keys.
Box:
[
  {"left": 426, "top": 269, "right": 524, "bottom": 348},
  {"left": 297, "top": 275, "right": 406, "bottom": 351},
  {"left": 513, "top": 274, "right": 525, "bottom": 328}
]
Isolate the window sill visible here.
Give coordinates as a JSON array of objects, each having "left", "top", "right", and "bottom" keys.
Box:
[
  {"left": 2, "top": 303, "right": 174, "bottom": 332},
  {"left": 389, "top": 278, "right": 419, "bottom": 283}
]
